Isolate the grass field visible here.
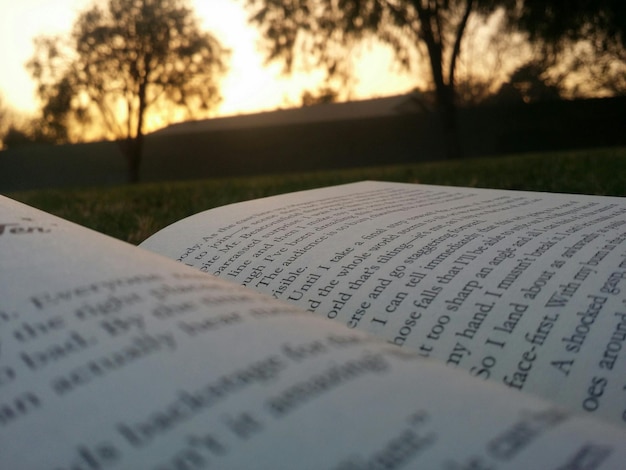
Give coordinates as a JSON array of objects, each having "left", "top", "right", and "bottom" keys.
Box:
[{"left": 7, "top": 146, "right": 626, "bottom": 244}]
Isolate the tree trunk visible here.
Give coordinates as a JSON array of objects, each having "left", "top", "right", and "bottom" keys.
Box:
[
  {"left": 118, "top": 135, "right": 143, "bottom": 184},
  {"left": 128, "top": 134, "right": 143, "bottom": 184},
  {"left": 126, "top": 80, "right": 148, "bottom": 184},
  {"left": 439, "top": 87, "right": 462, "bottom": 160},
  {"left": 440, "top": 0, "right": 474, "bottom": 161},
  {"left": 414, "top": 2, "right": 464, "bottom": 160}
]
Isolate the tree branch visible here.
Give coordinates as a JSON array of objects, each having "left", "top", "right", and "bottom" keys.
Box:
[{"left": 449, "top": 0, "right": 474, "bottom": 93}]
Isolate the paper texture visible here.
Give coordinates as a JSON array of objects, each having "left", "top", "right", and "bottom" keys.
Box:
[
  {"left": 143, "top": 181, "right": 626, "bottom": 427},
  {"left": 3, "top": 194, "right": 626, "bottom": 467}
]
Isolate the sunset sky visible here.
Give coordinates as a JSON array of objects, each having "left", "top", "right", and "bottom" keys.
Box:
[{"left": 0, "top": 0, "right": 416, "bottom": 121}]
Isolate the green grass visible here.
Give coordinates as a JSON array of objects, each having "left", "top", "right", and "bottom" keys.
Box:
[{"left": 7, "top": 147, "right": 626, "bottom": 245}]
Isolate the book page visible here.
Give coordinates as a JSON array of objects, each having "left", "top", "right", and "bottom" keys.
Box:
[
  {"left": 142, "top": 181, "right": 626, "bottom": 428},
  {"left": 3, "top": 197, "right": 626, "bottom": 467}
]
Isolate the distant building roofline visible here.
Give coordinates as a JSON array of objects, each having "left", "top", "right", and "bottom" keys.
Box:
[{"left": 151, "top": 92, "right": 424, "bottom": 136}]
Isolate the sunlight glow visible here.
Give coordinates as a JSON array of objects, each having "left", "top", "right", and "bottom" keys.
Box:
[
  {"left": 0, "top": 0, "right": 86, "bottom": 113},
  {"left": 0, "top": 0, "right": 416, "bottom": 127}
]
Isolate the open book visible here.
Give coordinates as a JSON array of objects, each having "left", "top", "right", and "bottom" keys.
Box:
[{"left": 3, "top": 181, "right": 626, "bottom": 468}]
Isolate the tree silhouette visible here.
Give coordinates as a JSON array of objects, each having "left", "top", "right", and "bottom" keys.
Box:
[
  {"left": 301, "top": 86, "right": 340, "bottom": 106},
  {"left": 28, "top": 0, "right": 229, "bottom": 182},
  {"left": 0, "top": 94, "right": 7, "bottom": 149},
  {"left": 244, "top": 0, "right": 505, "bottom": 159},
  {"left": 507, "top": 0, "right": 624, "bottom": 47},
  {"left": 503, "top": 0, "right": 626, "bottom": 96}
]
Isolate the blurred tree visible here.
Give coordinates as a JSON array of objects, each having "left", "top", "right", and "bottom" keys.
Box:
[
  {"left": 504, "top": 0, "right": 626, "bottom": 96},
  {"left": 28, "top": 0, "right": 229, "bottom": 182},
  {"left": 244, "top": 0, "right": 509, "bottom": 159},
  {"left": 301, "top": 86, "right": 340, "bottom": 106},
  {"left": 3, "top": 126, "right": 36, "bottom": 149},
  {"left": 486, "top": 61, "right": 562, "bottom": 105},
  {"left": 507, "top": 0, "right": 624, "bottom": 46},
  {"left": 2, "top": 121, "right": 67, "bottom": 148},
  {"left": 452, "top": 9, "right": 534, "bottom": 105},
  {"left": 568, "top": 40, "right": 626, "bottom": 96}
]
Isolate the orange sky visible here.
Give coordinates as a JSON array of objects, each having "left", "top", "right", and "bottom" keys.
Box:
[{"left": 0, "top": 0, "right": 417, "bottom": 122}]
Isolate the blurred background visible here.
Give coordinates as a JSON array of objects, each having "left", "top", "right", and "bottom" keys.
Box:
[{"left": 0, "top": 0, "right": 625, "bottom": 191}]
